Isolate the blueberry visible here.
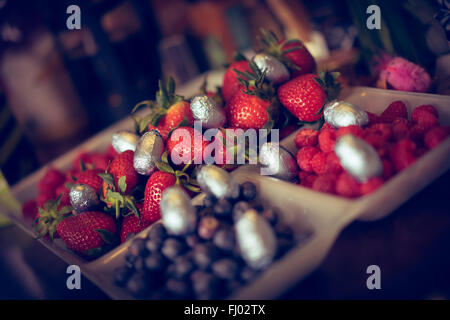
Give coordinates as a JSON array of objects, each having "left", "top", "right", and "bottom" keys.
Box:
[
  {"left": 173, "top": 255, "right": 195, "bottom": 279},
  {"left": 203, "top": 194, "right": 217, "bottom": 208},
  {"left": 147, "top": 223, "right": 167, "bottom": 241},
  {"left": 166, "top": 278, "right": 192, "bottom": 299},
  {"left": 145, "top": 238, "right": 162, "bottom": 252},
  {"left": 113, "top": 266, "right": 133, "bottom": 287},
  {"left": 232, "top": 201, "right": 250, "bottom": 221},
  {"left": 240, "top": 182, "right": 257, "bottom": 201},
  {"left": 227, "top": 280, "right": 242, "bottom": 294},
  {"left": 261, "top": 208, "right": 278, "bottom": 225},
  {"left": 133, "top": 256, "right": 146, "bottom": 271},
  {"left": 198, "top": 216, "right": 220, "bottom": 240},
  {"left": 161, "top": 238, "right": 186, "bottom": 261},
  {"left": 213, "top": 227, "right": 235, "bottom": 252},
  {"left": 185, "top": 234, "right": 200, "bottom": 248},
  {"left": 240, "top": 266, "right": 258, "bottom": 283},
  {"left": 126, "top": 272, "right": 149, "bottom": 297},
  {"left": 191, "top": 270, "right": 221, "bottom": 299},
  {"left": 193, "top": 243, "right": 219, "bottom": 270},
  {"left": 214, "top": 199, "right": 232, "bottom": 217},
  {"left": 125, "top": 253, "right": 138, "bottom": 269},
  {"left": 212, "top": 258, "right": 239, "bottom": 280},
  {"left": 129, "top": 238, "right": 149, "bottom": 257},
  {"left": 144, "top": 252, "right": 166, "bottom": 272},
  {"left": 198, "top": 207, "right": 214, "bottom": 218}
]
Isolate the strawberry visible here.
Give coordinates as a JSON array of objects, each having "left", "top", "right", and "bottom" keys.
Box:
[
  {"left": 257, "top": 29, "right": 316, "bottom": 77},
  {"left": 277, "top": 71, "right": 341, "bottom": 122},
  {"left": 22, "top": 199, "right": 38, "bottom": 221},
  {"left": 33, "top": 196, "right": 72, "bottom": 240},
  {"left": 167, "top": 127, "right": 210, "bottom": 165},
  {"left": 56, "top": 211, "right": 118, "bottom": 258},
  {"left": 222, "top": 60, "right": 251, "bottom": 102},
  {"left": 36, "top": 191, "right": 55, "bottom": 209},
  {"left": 55, "top": 184, "right": 71, "bottom": 208},
  {"left": 225, "top": 90, "right": 271, "bottom": 130},
  {"left": 108, "top": 150, "right": 138, "bottom": 195},
  {"left": 120, "top": 214, "right": 151, "bottom": 243},
  {"left": 142, "top": 171, "right": 177, "bottom": 224},
  {"left": 77, "top": 169, "right": 103, "bottom": 194}
]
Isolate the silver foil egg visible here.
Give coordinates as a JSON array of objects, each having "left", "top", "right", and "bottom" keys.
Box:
[
  {"left": 196, "top": 165, "right": 240, "bottom": 200},
  {"left": 324, "top": 100, "right": 369, "bottom": 128},
  {"left": 252, "top": 53, "right": 290, "bottom": 84},
  {"left": 190, "top": 95, "right": 226, "bottom": 128},
  {"left": 69, "top": 184, "right": 99, "bottom": 213},
  {"left": 133, "top": 130, "right": 164, "bottom": 176},
  {"left": 111, "top": 130, "right": 139, "bottom": 153},
  {"left": 259, "top": 142, "right": 299, "bottom": 181},
  {"left": 335, "top": 134, "right": 383, "bottom": 183},
  {"left": 160, "top": 186, "right": 196, "bottom": 236},
  {"left": 235, "top": 209, "right": 277, "bottom": 269}
]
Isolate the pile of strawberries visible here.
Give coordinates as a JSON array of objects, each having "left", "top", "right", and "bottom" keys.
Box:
[{"left": 294, "top": 101, "right": 449, "bottom": 197}]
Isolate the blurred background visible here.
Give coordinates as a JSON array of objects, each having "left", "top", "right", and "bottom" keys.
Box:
[{"left": 0, "top": 0, "right": 448, "bottom": 185}]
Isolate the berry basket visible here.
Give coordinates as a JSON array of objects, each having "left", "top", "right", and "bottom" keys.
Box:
[{"left": 2, "top": 70, "right": 450, "bottom": 299}]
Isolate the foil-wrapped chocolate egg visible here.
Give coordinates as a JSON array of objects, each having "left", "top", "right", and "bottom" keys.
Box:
[
  {"left": 235, "top": 209, "right": 277, "bottom": 269},
  {"left": 259, "top": 142, "right": 299, "bottom": 181},
  {"left": 69, "top": 184, "right": 99, "bottom": 213},
  {"left": 160, "top": 186, "right": 196, "bottom": 236},
  {"left": 111, "top": 131, "right": 139, "bottom": 153},
  {"left": 324, "top": 100, "right": 369, "bottom": 128},
  {"left": 133, "top": 130, "right": 164, "bottom": 176},
  {"left": 252, "top": 53, "right": 289, "bottom": 84},
  {"left": 190, "top": 95, "right": 226, "bottom": 128},
  {"left": 196, "top": 165, "right": 240, "bottom": 200},
  {"left": 335, "top": 134, "right": 383, "bottom": 182}
]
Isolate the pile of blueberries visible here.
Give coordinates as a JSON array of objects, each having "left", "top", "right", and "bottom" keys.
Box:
[{"left": 114, "top": 181, "right": 308, "bottom": 299}]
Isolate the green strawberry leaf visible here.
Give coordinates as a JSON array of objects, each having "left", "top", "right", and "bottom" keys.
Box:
[
  {"left": 58, "top": 206, "right": 73, "bottom": 216},
  {"left": 131, "top": 100, "right": 153, "bottom": 113},
  {"left": 118, "top": 176, "right": 127, "bottom": 194},
  {"left": 149, "top": 112, "right": 165, "bottom": 128},
  {"left": 233, "top": 51, "right": 247, "bottom": 62},
  {"left": 140, "top": 113, "right": 155, "bottom": 133},
  {"left": 124, "top": 197, "right": 140, "bottom": 221},
  {"left": 98, "top": 172, "right": 115, "bottom": 187},
  {"left": 85, "top": 247, "right": 104, "bottom": 259},
  {"left": 95, "top": 229, "right": 119, "bottom": 245},
  {"left": 166, "top": 76, "right": 175, "bottom": 95},
  {"left": 79, "top": 159, "right": 86, "bottom": 172},
  {"left": 155, "top": 161, "right": 175, "bottom": 174}
]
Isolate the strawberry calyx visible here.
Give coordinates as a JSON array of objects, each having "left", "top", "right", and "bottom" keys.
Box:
[
  {"left": 85, "top": 228, "right": 119, "bottom": 259},
  {"left": 155, "top": 151, "right": 201, "bottom": 193},
  {"left": 33, "top": 195, "right": 73, "bottom": 241},
  {"left": 313, "top": 70, "right": 342, "bottom": 116},
  {"left": 99, "top": 173, "right": 140, "bottom": 221}
]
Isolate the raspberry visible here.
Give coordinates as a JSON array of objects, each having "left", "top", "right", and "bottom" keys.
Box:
[
  {"left": 409, "top": 124, "right": 427, "bottom": 143},
  {"left": 321, "top": 123, "right": 334, "bottom": 130},
  {"left": 380, "top": 100, "right": 407, "bottom": 123},
  {"left": 392, "top": 118, "right": 411, "bottom": 141},
  {"left": 318, "top": 129, "right": 336, "bottom": 153},
  {"left": 298, "top": 171, "right": 310, "bottom": 183},
  {"left": 366, "top": 123, "right": 393, "bottom": 141},
  {"left": 294, "top": 128, "right": 319, "bottom": 149},
  {"left": 301, "top": 174, "right": 318, "bottom": 188},
  {"left": 312, "top": 174, "right": 337, "bottom": 194},
  {"left": 412, "top": 105, "right": 438, "bottom": 119},
  {"left": 336, "top": 125, "right": 364, "bottom": 139},
  {"left": 411, "top": 109, "right": 438, "bottom": 131},
  {"left": 296, "top": 146, "right": 320, "bottom": 172},
  {"left": 336, "top": 172, "right": 361, "bottom": 198},
  {"left": 38, "top": 168, "right": 65, "bottom": 194},
  {"left": 375, "top": 143, "right": 392, "bottom": 158},
  {"left": 280, "top": 124, "right": 297, "bottom": 139},
  {"left": 22, "top": 199, "right": 38, "bottom": 220},
  {"left": 414, "top": 147, "right": 427, "bottom": 158},
  {"left": 364, "top": 134, "right": 386, "bottom": 149},
  {"left": 381, "top": 159, "right": 393, "bottom": 179},
  {"left": 366, "top": 111, "right": 380, "bottom": 125},
  {"left": 360, "top": 177, "right": 384, "bottom": 195},
  {"left": 424, "top": 126, "right": 449, "bottom": 149},
  {"left": 311, "top": 152, "right": 328, "bottom": 175},
  {"left": 390, "top": 139, "right": 416, "bottom": 172},
  {"left": 326, "top": 152, "right": 343, "bottom": 174}
]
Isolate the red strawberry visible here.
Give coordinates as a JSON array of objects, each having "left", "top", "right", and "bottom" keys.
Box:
[
  {"left": 33, "top": 196, "right": 72, "bottom": 240},
  {"left": 77, "top": 169, "right": 103, "bottom": 194},
  {"left": 108, "top": 150, "right": 139, "bottom": 194},
  {"left": 56, "top": 211, "right": 118, "bottom": 258},
  {"left": 120, "top": 215, "right": 151, "bottom": 243},
  {"left": 158, "top": 101, "right": 194, "bottom": 140},
  {"left": 222, "top": 60, "right": 251, "bottom": 101},
  {"left": 277, "top": 72, "right": 340, "bottom": 122},
  {"left": 38, "top": 168, "right": 65, "bottom": 194},
  {"left": 280, "top": 40, "right": 316, "bottom": 77},
  {"left": 225, "top": 90, "right": 271, "bottom": 130},
  {"left": 55, "top": 184, "right": 71, "bottom": 208},
  {"left": 379, "top": 100, "right": 407, "bottom": 122},
  {"left": 22, "top": 199, "right": 38, "bottom": 220},
  {"left": 167, "top": 127, "right": 210, "bottom": 165},
  {"left": 36, "top": 191, "right": 55, "bottom": 209},
  {"left": 142, "top": 171, "right": 177, "bottom": 223}
]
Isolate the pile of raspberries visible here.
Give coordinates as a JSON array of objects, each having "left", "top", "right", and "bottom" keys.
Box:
[{"left": 294, "top": 101, "right": 449, "bottom": 198}]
